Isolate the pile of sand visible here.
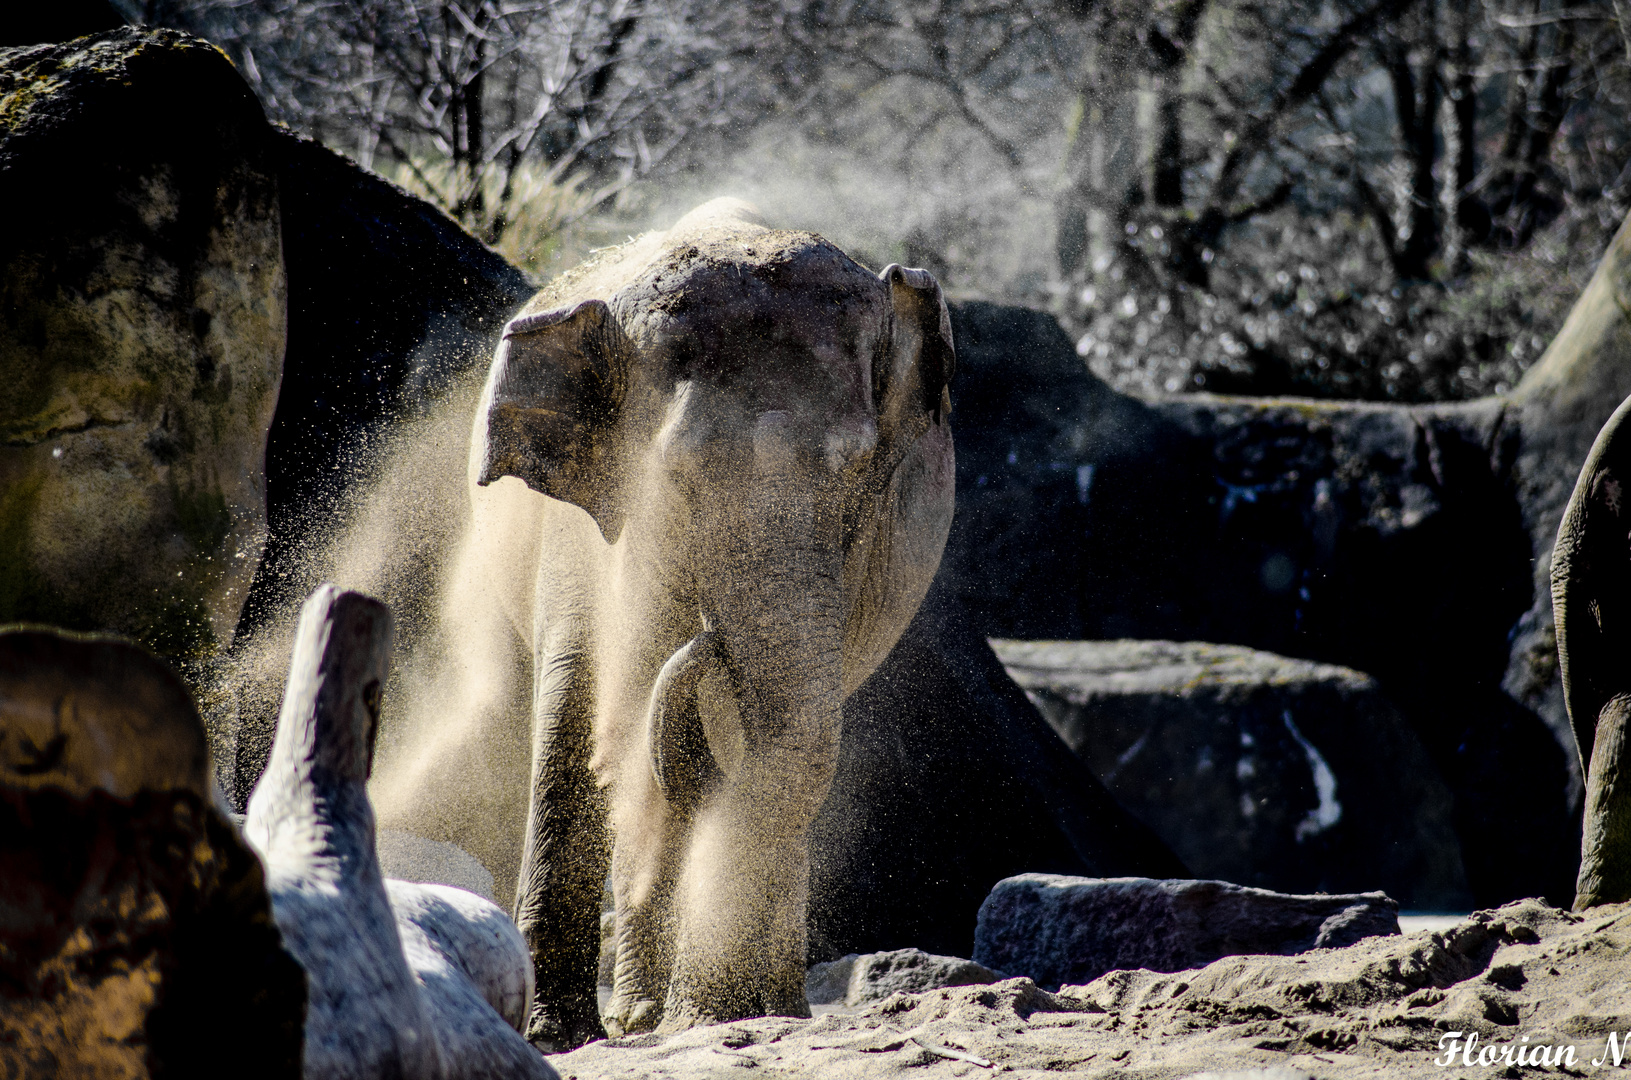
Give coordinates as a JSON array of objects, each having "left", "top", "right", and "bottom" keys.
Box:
[{"left": 552, "top": 898, "right": 1631, "bottom": 1078}]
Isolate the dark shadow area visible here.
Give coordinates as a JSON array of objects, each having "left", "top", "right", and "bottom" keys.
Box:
[
  {"left": 942, "top": 300, "right": 1579, "bottom": 908},
  {"left": 241, "top": 130, "right": 534, "bottom": 642},
  {"left": 0, "top": 1, "right": 123, "bottom": 48},
  {"left": 809, "top": 575, "right": 1188, "bottom": 963}
]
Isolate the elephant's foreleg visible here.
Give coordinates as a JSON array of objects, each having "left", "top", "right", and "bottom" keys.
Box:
[
  {"left": 659, "top": 782, "right": 817, "bottom": 1030},
  {"left": 763, "top": 857, "right": 812, "bottom": 1016},
  {"left": 603, "top": 786, "right": 689, "bottom": 1035},
  {"left": 1577, "top": 692, "right": 1631, "bottom": 908},
  {"left": 515, "top": 627, "right": 609, "bottom": 1052}
]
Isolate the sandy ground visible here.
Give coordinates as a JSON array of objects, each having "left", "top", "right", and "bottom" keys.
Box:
[{"left": 552, "top": 899, "right": 1631, "bottom": 1078}]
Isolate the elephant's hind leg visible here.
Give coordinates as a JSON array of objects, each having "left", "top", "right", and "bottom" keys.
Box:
[
  {"left": 516, "top": 623, "right": 610, "bottom": 1052},
  {"left": 1578, "top": 692, "right": 1631, "bottom": 908}
]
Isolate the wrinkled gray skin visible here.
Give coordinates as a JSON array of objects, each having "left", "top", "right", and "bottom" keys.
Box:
[
  {"left": 1553, "top": 392, "right": 1631, "bottom": 909},
  {"left": 468, "top": 199, "right": 956, "bottom": 1045}
]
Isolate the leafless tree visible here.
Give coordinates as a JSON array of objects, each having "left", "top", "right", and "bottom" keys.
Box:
[
  {"left": 773, "top": 0, "right": 1631, "bottom": 399},
  {"left": 140, "top": 0, "right": 780, "bottom": 239}
]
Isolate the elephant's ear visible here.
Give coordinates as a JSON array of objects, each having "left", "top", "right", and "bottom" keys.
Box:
[
  {"left": 878, "top": 264, "right": 956, "bottom": 431},
  {"left": 477, "top": 299, "right": 629, "bottom": 541},
  {"left": 837, "top": 266, "right": 958, "bottom": 696}
]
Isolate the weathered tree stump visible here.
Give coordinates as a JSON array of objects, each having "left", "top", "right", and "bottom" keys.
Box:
[
  {"left": 244, "top": 585, "right": 443, "bottom": 1079},
  {"left": 245, "top": 584, "right": 556, "bottom": 1080}
]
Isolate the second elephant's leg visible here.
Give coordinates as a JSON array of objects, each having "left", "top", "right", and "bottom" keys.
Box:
[
  {"left": 516, "top": 625, "right": 609, "bottom": 1052},
  {"left": 1577, "top": 692, "right": 1631, "bottom": 908}
]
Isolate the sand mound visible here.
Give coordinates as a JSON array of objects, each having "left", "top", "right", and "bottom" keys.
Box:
[{"left": 552, "top": 898, "right": 1631, "bottom": 1078}]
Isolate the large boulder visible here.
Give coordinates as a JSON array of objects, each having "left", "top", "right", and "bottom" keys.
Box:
[
  {"left": 993, "top": 639, "right": 1471, "bottom": 910},
  {"left": 0, "top": 28, "right": 286, "bottom": 662},
  {"left": 971, "top": 873, "right": 1400, "bottom": 990},
  {"left": 0, "top": 628, "right": 305, "bottom": 1078},
  {"left": 942, "top": 299, "right": 1581, "bottom": 908},
  {"left": 208, "top": 128, "right": 533, "bottom": 802},
  {"left": 245, "top": 127, "right": 535, "bottom": 630},
  {"left": 0, "top": 26, "right": 532, "bottom": 806}
]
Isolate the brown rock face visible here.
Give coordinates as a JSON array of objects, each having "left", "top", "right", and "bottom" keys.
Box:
[
  {"left": 0, "top": 628, "right": 305, "bottom": 1079},
  {"left": 0, "top": 27, "right": 285, "bottom": 661}
]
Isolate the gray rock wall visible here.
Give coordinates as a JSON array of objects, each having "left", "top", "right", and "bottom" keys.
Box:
[
  {"left": 993, "top": 640, "right": 1470, "bottom": 910},
  {"left": 941, "top": 299, "right": 1586, "bottom": 908}
]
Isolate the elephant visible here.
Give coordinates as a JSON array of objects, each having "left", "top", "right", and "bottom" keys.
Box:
[
  {"left": 1553, "top": 392, "right": 1631, "bottom": 909},
  {"left": 462, "top": 198, "right": 956, "bottom": 1045}
]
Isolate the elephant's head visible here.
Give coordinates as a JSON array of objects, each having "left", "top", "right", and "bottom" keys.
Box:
[{"left": 472, "top": 200, "right": 955, "bottom": 1022}]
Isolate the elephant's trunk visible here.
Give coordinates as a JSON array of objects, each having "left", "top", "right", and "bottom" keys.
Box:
[
  {"left": 646, "top": 529, "right": 846, "bottom": 819},
  {"left": 647, "top": 630, "right": 726, "bottom": 808},
  {"left": 710, "top": 503, "right": 846, "bottom": 820},
  {"left": 657, "top": 465, "right": 848, "bottom": 1027}
]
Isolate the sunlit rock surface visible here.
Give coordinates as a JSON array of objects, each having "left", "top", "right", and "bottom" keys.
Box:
[
  {"left": 992, "top": 639, "right": 1470, "bottom": 910},
  {"left": 0, "top": 28, "right": 285, "bottom": 661},
  {"left": 807, "top": 949, "right": 1004, "bottom": 1009},
  {"left": 551, "top": 899, "right": 1631, "bottom": 1078},
  {"left": 0, "top": 628, "right": 304, "bottom": 1079}
]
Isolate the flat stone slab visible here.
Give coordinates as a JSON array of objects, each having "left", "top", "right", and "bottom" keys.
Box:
[
  {"left": 991, "top": 639, "right": 1470, "bottom": 910},
  {"left": 806, "top": 949, "right": 1003, "bottom": 1008},
  {"left": 972, "top": 874, "right": 1399, "bottom": 989}
]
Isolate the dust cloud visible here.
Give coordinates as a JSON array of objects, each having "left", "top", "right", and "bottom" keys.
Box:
[{"left": 213, "top": 367, "right": 536, "bottom": 901}]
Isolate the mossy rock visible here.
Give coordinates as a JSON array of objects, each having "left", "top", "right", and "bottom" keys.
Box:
[{"left": 0, "top": 27, "right": 285, "bottom": 662}]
